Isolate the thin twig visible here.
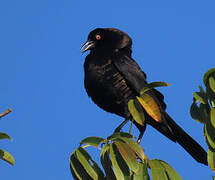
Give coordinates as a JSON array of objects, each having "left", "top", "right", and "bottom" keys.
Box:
[{"left": 0, "top": 108, "right": 12, "bottom": 118}]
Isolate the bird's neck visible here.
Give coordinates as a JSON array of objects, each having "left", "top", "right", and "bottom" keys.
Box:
[{"left": 90, "top": 47, "right": 132, "bottom": 58}]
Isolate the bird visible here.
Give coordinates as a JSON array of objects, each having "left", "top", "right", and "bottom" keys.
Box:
[{"left": 81, "top": 28, "right": 207, "bottom": 165}]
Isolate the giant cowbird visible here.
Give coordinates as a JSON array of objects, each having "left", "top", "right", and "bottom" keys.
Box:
[{"left": 81, "top": 28, "right": 207, "bottom": 165}]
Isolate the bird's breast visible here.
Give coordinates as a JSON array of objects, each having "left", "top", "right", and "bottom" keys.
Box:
[{"left": 84, "top": 56, "right": 135, "bottom": 117}]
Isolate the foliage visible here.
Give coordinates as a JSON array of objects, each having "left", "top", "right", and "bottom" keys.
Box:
[
  {"left": 70, "top": 132, "right": 182, "bottom": 180},
  {"left": 190, "top": 67, "right": 215, "bottom": 172},
  {"left": 0, "top": 108, "right": 14, "bottom": 166}
]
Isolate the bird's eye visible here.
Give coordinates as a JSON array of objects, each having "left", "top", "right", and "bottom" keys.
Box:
[{"left": 95, "top": 35, "right": 101, "bottom": 40}]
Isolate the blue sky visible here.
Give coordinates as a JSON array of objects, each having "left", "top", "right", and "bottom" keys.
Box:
[{"left": 0, "top": 0, "right": 214, "bottom": 179}]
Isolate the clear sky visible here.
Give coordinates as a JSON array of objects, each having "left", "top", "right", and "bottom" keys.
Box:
[{"left": 0, "top": 0, "right": 214, "bottom": 179}]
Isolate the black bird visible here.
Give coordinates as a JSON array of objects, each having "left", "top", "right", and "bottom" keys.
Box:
[{"left": 81, "top": 28, "right": 207, "bottom": 165}]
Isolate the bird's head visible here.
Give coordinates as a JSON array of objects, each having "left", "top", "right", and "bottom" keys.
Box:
[{"left": 81, "top": 28, "right": 132, "bottom": 54}]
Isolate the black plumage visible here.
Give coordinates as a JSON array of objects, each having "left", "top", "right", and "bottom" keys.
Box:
[{"left": 81, "top": 28, "right": 207, "bottom": 165}]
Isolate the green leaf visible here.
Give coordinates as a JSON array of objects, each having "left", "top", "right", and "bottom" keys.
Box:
[
  {"left": 75, "top": 147, "right": 103, "bottom": 179},
  {"left": 140, "top": 81, "right": 170, "bottom": 95},
  {"left": 204, "top": 122, "right": 215, "bottom": 150},
  {"left": 203, "top": 68, "right": 215, "bottom": 86},
  {"left": 149, "top": 159, "right": 168, "bottom": 180},
  {"left": 116, "top": 137, "right": 147, "bottom": 162},
  {"left": 209, "top": 77, "right": 215, "bottom": 93},
  {"left": 80, "top": 136, "right": 105, "bottom": 148},
  {"left": 193, "top": 92, "right": 207, "bottom": 104},
  {"left": 100, "top": 145, "right": 116, "bottom": 180},
  {"left": 0, "top": 150, "right": 15, "bottom": 166},
  {"left": 70, "top": 153, "right": 92, "bottom": 180},
  {"left": 0, "top": 132, "right": 12, "bottom": 140},
  {"left": 204, "top": 108, "right": 215, "bottom": 150},
  {"left": 128, "top": 99, "right": 145, "bottom": 126},
  {"left": 114, "top": 141, "right": 139, "bottom": 174},
  {"left": 132, "top": 162, "right": 150, "bottom": 180},
  {"left": 159, "top": 160, "right": 182, "bottom": 180},
  {"left": 137, "top": 95, "right": 162, "bottom": 122},
  {"left": 190, "top": 101, "right": 205, "bottom": 123},
  {"left": 110, "top": 143, "right": 130, "bottom": 179},
  {"left": 208, "top": 148, "right": 215, "bottom": 172},
  {"left": 108, "top": 132, "right": 135, "bottom": 141},
  {"left": 211, "top": 108, "right": 215, "bottom": 129}
]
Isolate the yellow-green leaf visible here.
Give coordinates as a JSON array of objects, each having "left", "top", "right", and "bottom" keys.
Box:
[
  {"left": 116, "top": 137, "right": 147, "bottom": 162},
  {"left": 70, "top": 153, "right": 92, "bottom": 179},
  {"left": 0, "top": 132, "right": 12, "bottom": 140},
  {"left": 149, "top": 159, "right": 168, "bottom": 180},
  {"left": 203, "top": 68, "right": 215, "bottom": 86},
  {"left": 208, "top": 149, "right": 215, "bottom": 172},
  {"left": 209, "top": 77, "right": 215, "bottom": 93},
  {"left": 193, "top": 92, "right": 206, "bottom": 104},
  {"left": 80, "top": 136, "right": 105, "bottom": 148},
  {"left": 75, "top": 147, "right": 101, "bottom": 179},
  {"left": 0, "top": 150, "right": 15, "bottom": 166},
  {"left": 159, "top": 160, "right": 182, "bottom": 180},
  {"left": 140, "top": 81, "right": 170, "bottom": 95},
  {"left": 137, "top": 95, "right": 161, "bottom": 122},
  {"left": 100, "top": 145, "right": 116, "bottom": 180},
  {"left": 133, "top": 162, "right": 150, "bottom": 180},
  {"left": 128, "top": 99, "right": 145, "bottom": 126},
  {"left": 211, "top": 108, "right": 215, "bottom": 129},
  {"left": 110, "top": 143, "right": 130, "bottom": 179},
  {"left": 114, "top": 141, "right": 139, "bottom": 174},
  {"left": 204, "top": 123, "right": 215, "bottom": 150},
  {"left": 108, "top": 132, "right": 135, "bottom": 141}
]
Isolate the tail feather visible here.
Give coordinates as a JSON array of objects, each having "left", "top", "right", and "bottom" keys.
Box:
[
  {"left": 145, "top": 113, "right": 208, "bottom": 165},
  {"left": 164, "top": 113, "right": 208, "bottom": 165}
]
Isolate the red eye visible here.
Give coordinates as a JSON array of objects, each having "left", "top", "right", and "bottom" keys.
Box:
[{"left": 96, "top": 35, "right": 101, "bottom": 40}]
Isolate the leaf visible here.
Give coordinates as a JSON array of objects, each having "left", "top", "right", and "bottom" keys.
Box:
[
  {"left": 0, "top": 150, "right": 15, "bottom": 166},
  {"left": 80, "top": 136, "right": 105, "bottom": 148},
  {"left": 110, "top": 143, "right": 130, "bottom": 179},
  {"left": 128, "top": 99, "right": 145, "bottom": 126},
  {"left": 70, "top": 153, "right": 92, "bottom": 179},
  {"left": 209, "top": 77, "right": 215, "bottom": 93},
  {"left": 140, "top": 81, "right": 170, "bottom": 95},
  {"left": 203, "top": 68, "right": 215, "bottom": 86},
  {"left": 204, "top": 122, "right": 215, "bottom": 150},
  {"left": 149, "top": 159, "right": 168, "bottom": 180},
  {"left": 75, "top": 147, "right": 104, "bottom": 179},
  {"left": 132, "top": 162, "right": 150, "bottom": 180},
  {"left": 0, "top": 132, "right": 12, "bottom": 140},
  {"left": 190, "top": 102, "right": 205, "bottom": 123},
  {"left": 159, "top": 160, "right": 182, "bottom": 180},
  {"left": 193, "top": 92, "right": 207, "bottom": 104},
  {"left": 204, "top": 108, "right": 215, "bottom": 150},
  {"left": 100, "top": 145, "right": 116, "bottom": 180},
  {"left": 115, "top": 137, "right": 147, "bottom": 162},
  {"left": 137, "top": 95, "right": 161, "bottom": 122},
  {"left": 211, "top": 108, "right": 215, "bottom": 129},
  {"left": 114, "top": 141, "right": 139, "bottom": 174},
  {"left": 208, "top": 148, "right": 215, "bottom": 172},
  {"left": 108, "top": 132, "right": 135, "bottom": 141}
]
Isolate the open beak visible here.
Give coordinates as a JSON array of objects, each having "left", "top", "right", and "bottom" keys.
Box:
[{"left": 80, "top": 40, "right": 95, "bottom": 53}]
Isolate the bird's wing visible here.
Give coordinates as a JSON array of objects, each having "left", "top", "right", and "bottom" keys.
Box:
[
  {"left": 113, "top": 54, "right": 147, "bottom": 93},
  {"left": 112, "top": 53, "right": 166, "bottom": 110}
]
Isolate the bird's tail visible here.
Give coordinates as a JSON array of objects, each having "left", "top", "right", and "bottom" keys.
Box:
[{"left": 147, "top": 113, "right": 208, "bottom": 165}]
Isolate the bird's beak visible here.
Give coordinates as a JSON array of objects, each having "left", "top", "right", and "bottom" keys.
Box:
[{"left": 80, "top": 40, "right": 95, "bottom": 53}]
